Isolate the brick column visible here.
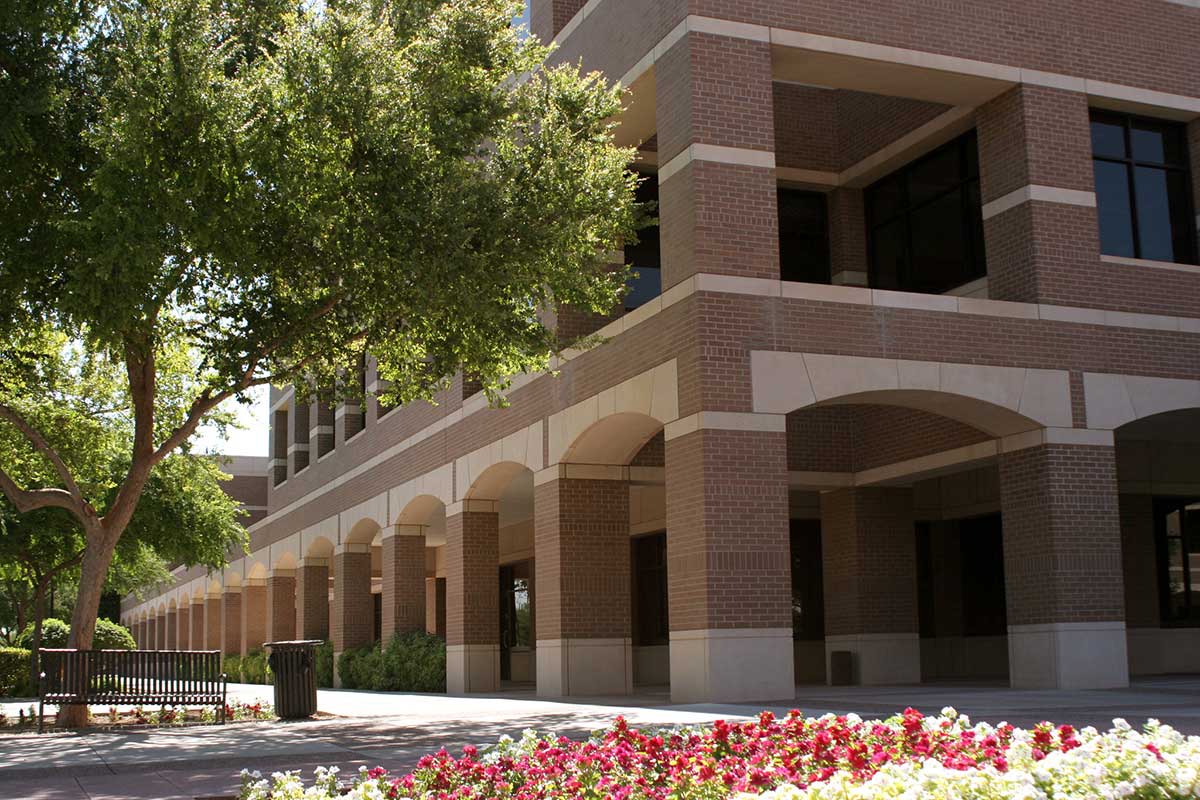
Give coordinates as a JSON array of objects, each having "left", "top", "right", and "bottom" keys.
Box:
[
  {"left": 999, "top": 440, "right": 1128, "bottom": 689},
  {"left": 241, "top": 581, "right": 268, "bottom": 655},
  {"left": 296, "top": 560, "right": 330, "bottom": 640},
  {"left": 664, "top": 426, "right": 794, "bottom": 703},
  {"left": 310, "top": 399, "right": 335, "bottom": 460},
  {"left": 175, "top": 605, "right": 189, "bottom": 650},
  {"left": 976, "top": 85, "right": 1097, "bottom": 305},
  {"left": 221, "top": 589, "right": 242, "bottom": 656},
  {"left": 204, "top": 595, "right": 221, "bottom": 650},
  {"left": 267, "top": 571, "right": 297, "bottom": 643},
  {"left": 529, "top": 0, "right": 585, "bottom": 43},
  {"left": 445, "top": 502, "right": 500, "bottom": 693},
  {"left": 819, "top": 487, "right": 921, "bottom": 685},
  {"left": 655, "top": 29, "right": 778, "bottom": 289},
  {"left": 534, "top": 469, "right": 632, "bottom": 696},
  {"left": 331, "top": 545, "right": 374, "bottom": 685},
  {"left": 165, "top": 612, "right": 177, "bottom": 651},
  {"left": 426, "top": 577, "right": 446, "bottom": 638},
  {"left": 828, "top": 188, "right": 868, "bottom": 286},
  {"left": 137, "top": 620, "right": 147, "bottom": 649},
  {"left": 381, "top": 526, "right": 427, "bottom": 640},
  {"left": 190, "top": 602, "right": 204, "bottom": 649}
]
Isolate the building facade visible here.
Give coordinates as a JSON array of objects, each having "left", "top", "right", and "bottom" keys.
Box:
[{"left": 124, "top": 0, "right": 1200, "bottom": 701}]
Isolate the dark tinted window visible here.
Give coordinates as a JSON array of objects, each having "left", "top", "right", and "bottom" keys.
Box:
[
  {"left": 790, "top": 519, "right": 824, "bottom": 641},
  {"left": 632, "top": 532, "right": 668, "bottom": 646},
  {"left": 625, "top": 171, "right": 661, "bottom": 310},
  {"left": 865, "top": 131, "right": 987, "bottom": 294},
  {"left": 1156, "top": 498, "right": 1200, "bottom": 626},
  {"left": 1090, "top": 110, "right": 1197, "bottom": 265},
  {"left": 777, "top": 188, "right": 831, "bottom": 284}
]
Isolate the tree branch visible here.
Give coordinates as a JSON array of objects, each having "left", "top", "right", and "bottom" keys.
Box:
[
  {"left": 0, "top": 403, "right": 87, "bottom": 508},
  {"left": 0, "top": 465, "right": 81, "bottom": 514}
]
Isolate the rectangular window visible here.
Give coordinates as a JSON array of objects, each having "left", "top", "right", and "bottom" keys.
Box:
[
  {"left": 865, "top": 131, "right": 987, "bottom": 294},
  {"left": 777, "top": 188, "right": 831, "bottom": 284},
  {"left": 1156, "top": 497, "right": 1200, "bottom": 626},
  {"left": 1091, "top": 111, "right": 1197, "bottom": 265},
  {"left": 631, "top": 532, "right": 668, "bottom": 646},
  {"left": 625, "top": 171, "right": 661, "bottom": 310}
]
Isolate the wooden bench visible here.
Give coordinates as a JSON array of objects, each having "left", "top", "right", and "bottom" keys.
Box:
[{"left": 38, "top": 648, "right": 227, "bottom": 732}]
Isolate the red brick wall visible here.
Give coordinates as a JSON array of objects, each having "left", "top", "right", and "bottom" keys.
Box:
[
  {"left": 190, "top": 603, "right": 204, "bottom": 649},
  {"left": 241, "top": 584, "right": 268, "bottom": 655},
  {"left": 835, "top": 90, "right": 950, "bottom": 169},
  {"left": 267, "top": 574, "right": 297, "bottom": 643},
  {"left": 331, "top": 551, "right": 373, "bottom": 652},
  {"left": 534, "top": 478, "right": 631, "bottom": 640},
  {"left": 773, "top": 84, "right": 838, "bottom": 172},
  {"left": 998, "top": 444, "right": 1124, "bottom": 626},
  {"left": 221, "top": 593, "right": 241, "bottom": 656},
  {"left": 665, "top": 428, "right": 790, "bottom": 630},
  {"left": 382, "top": 534, "right": 427, "bottom": 637},
  {"left": 445, "top": 511, "right": 500, "bottom": 647},
  {"left": 296, "top": 564, "right": 329, "bottom": 640},
  {"left": 819, "top": 487, "right": 918, "bottom": 636},
  {"left": 205, "top": 598, "right": 221, "bottom": 650}
]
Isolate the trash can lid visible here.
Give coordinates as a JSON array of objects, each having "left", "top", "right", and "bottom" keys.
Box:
[{"left": 263, "top": 640, "right": 324, "bottom": 648}]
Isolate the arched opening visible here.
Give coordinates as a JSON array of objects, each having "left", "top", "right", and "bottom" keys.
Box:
[
  {"left": 395, "top": 494, "right": 448, "bottom": 646},
  {"left": 1114, "top": 407, "right": 1200, "bottom": 677}
]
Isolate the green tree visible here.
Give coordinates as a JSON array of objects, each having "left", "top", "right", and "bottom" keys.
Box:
[{"left": 0, "top": 0, "right": 640, "bottom": 724}]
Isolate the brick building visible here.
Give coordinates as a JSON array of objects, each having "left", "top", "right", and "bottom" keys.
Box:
[{"left": 124, "top": 0, "right": 1200, "bottom": 700}]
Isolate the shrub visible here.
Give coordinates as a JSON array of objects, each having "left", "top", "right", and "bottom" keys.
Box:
[
  {"left": 0, "top": 648, "right": 33, "bottom": 697},
  {"left": 15, "top": 618, "right": 135, "bottom": 650},
  {"left": 315, "top": 641, "right": 333, "bottom": 688},
  {"left": 338, "top": 632, "right": 445, "bottom": 692},
  {"left": 241, "top": 650, "right": 271, "bottom": 685},
  {"left": 222, "top": 654, "right": 244, "bottom": 683}
]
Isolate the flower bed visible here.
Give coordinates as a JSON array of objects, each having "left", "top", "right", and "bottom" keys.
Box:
[
  {"left": 238, "top": 708, "right": 1200, "bottom": 800},
  {"left": 0, "top": 700, "right": 274, "bottom": 733}
]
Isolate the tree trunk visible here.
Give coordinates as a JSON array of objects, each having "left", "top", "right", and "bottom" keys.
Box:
[
  {"left": 28, "top": 583, "right": 46, "bottom": 692},
  {"left": 56, "top": 535, "right": 118, "bottom": 729}
]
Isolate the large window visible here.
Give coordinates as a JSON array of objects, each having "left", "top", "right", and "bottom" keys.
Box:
[
  {"left": 1090, "top": 111, "right": 1197, "bottom": 265},
  {"left": 777, "top": 188, "right": 831, "bottom": 284},
  {"left": 625, "top": 172, "right": 661, "bottom": 310},
  {"left": 865, "top": 131, "right": 987, "bottom": 294},
  {"left": 1156, "top": 497, "right": 1200, "bottom": 626}
]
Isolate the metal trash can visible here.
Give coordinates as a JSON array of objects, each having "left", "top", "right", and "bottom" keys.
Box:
[{"left": 265, "top": 640, "right": 321, "bottom": 719}]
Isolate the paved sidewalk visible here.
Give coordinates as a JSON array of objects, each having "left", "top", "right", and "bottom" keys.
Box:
[{"left": 1, "top": 677, "right": 1197, "bottom": 799}]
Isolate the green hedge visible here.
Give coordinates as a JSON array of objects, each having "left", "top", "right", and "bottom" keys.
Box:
[
  {"left": 241, "top": 650, "right": 271, "bottom": 684},
  {"left": 0, "top": 648, "right": 32, "bottom": 697},
  {"left": 316, "top": 641, "right": 334, "bottom": 688},
  {"left": 222, "top": 653, "right": 243, "bottom": 682},
  {"left": 337, "top": 632, "right": 445, "bottom": 692},
  {"left": 15, "top": 618, "right": 136, "bottom": 650}
]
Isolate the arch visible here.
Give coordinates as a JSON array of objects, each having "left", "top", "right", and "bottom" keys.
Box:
[
  {"left": 396, "top": 494, "right": 447, "bottom": 526},
  {"left": 246, "top": 561, "right": 269, "bottom": 582},
  {"left": 561, "top": 411, "right": 665, "bottom": 466},
  {"left": 464, "top": 460, "right": 533, "bottom": 501},
  {"left": 344, "top": 517, "right": 382, "bottom": 547},
  {"left": 206, "top": 577, "right": 224, "bottom": 597},
  {"left": 273, "top": 550, "right": 299, "bottom": 571},
  {"left": 305, "top": 536, "right": 334, "bottom": 560},
  {"left": 1084, "top": 373, "right": 1200, "bottom": 431},
  {"left": 751, "top": 352, "right": 1071, "bottom": 437},
  {"left": 168, "top": 597, "right": 178, "bottom": 611}
]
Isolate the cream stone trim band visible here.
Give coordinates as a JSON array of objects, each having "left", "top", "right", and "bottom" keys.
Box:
[
  {"left": 658, "top": 144, "right": 776, "bottom": 184},
  {"left": 533, "top": 463, "right": 665, "bottom": 486},
  {"left": 998, "top": 427, "right": 1115, "bottom": 451},
  {"left": 663, "top": 411, "right": 786, "bottom": 441},
  {"left": 446, "top": 499, "right": 500, "bottom": 516},
  {"left": 1100, "top": 254, "right": 1200, "bottom": 276},
  {"left": 981, "top": 185, "right": 1097, "bottom": 220},
  {"left": 390, "top": 524, "right": 426, "bottom": 537},
  {"left": 1082, "top": 372, "right": 1200, "bottom": 430}
]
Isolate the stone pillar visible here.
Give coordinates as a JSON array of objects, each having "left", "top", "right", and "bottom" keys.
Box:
[
  {"left": 204, "top": 595, "right": 221, "bottom": 650},
  {"left": 241, "top": 580, "right": 268, "bottom": 655},
  {"left": 426, "top": 577, "right": 446, "bottom": 638},
  {"left": 190, "top": 602, "right": 205, "bottom": 650},
  {"left": 296, "top": 559, "right": 330, "bottom": 640},
  {"left": 534, "top": 468, "right": 632, "bottom": 696},
  {"left": 976, "top": 85, "right": 1097, "bottom": 305},
  {"left": 175, "top": 605, "right": 190, "bottom": 650},
  {"left": 664, "top": 426, "right": 794, "bottom": 703},
  {"left": 999, "top": 440, "right": 1128, "bottom": 689},
  {"left": 331, "top": 545, "right": 374, "bottom": 685},
  {"left": 820, "top": 486, "right": 921, "bottom": 685},
  {"left": 267, "top": 570, "right": 297, "bottom": 643},
  {"left": 445, "top": 501, "right": 500, "bottom": 693},
  {"left": 655, "top": 27, "right": 779, "bottom": 290},
  {"left": 381, "top": 526, "right": 427, "bottom": 639},
  {"left": 221, "top": 589, "right": 242, "bottom": 656}
]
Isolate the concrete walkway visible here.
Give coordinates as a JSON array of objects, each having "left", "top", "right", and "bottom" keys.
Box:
[{"left": 2, "top": 677, "right": 1198, "bottom": 799}]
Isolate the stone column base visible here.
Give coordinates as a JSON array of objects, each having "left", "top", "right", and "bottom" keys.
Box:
[
  {"left": 669, "top": 628, "right": 794, "bottom": 704},
  {"left": 1008, "top": 622, "right": 1129, "bottom": 689},
  {"left": 824, "top": 633, "right": 921, "bottom": 685},
  {"left": 536, "top": 638, "right": 632, "bottom": 697},
  {"left": 447, "top": 644, "right": 499, "bottom": 694}
]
